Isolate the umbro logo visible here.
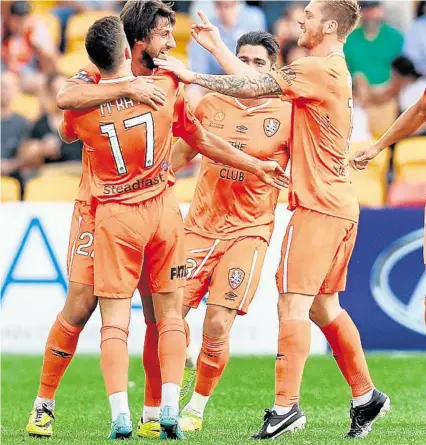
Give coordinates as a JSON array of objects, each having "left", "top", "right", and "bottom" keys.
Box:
[{"left": 236, "top": 124, "right": 248, "bottom": 134}]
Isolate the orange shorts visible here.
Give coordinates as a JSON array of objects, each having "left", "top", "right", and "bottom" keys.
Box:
[
  {"left": 94, "top": 189, "right": 185, "bottom": 298},
  {"left": 67, "top": 200, "right": 95, "bottom": 286},
  {"left": 184, "top": 232, "right": 268, "bottom": 315},
  {"left": 276, "top": 207, "right": 358, "bottom": 295}
]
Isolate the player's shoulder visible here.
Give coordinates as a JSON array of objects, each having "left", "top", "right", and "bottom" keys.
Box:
[{"left": 69, "top": 63, "right": 101, "bottom": 84}]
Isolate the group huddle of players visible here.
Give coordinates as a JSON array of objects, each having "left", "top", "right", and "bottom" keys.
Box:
[{"left": 25, "top": 0, "right": 426, "bottom": 441}]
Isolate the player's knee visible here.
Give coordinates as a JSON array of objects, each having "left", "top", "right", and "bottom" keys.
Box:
[
  {"left": 204, "top": 306, "right": 234, "bottom": 338},
  {"left": 63, "top": 283, "right": 97, "bottom": 327},
  {"left": 310, "top": 293, "right": 341, "bottom": 327}
]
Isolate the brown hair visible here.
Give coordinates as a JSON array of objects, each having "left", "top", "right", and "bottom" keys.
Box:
[
  {"left": 320, "top": 0, "right": 361, "bottom": 40},
  {"left": 120, "top": 0, "right": 176, "bottom": 48}
]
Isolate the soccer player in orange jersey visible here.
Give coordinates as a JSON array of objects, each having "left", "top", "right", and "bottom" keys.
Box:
[
  {"left": 26, "top": 1, "right": 287, "bottom": 440},
  {"left": 167, "top": 31, "right": 291, "bottom": 432},
  {"left": 352, "top": 89, "right": 426, "bottom": 324},
  {"left": 58, "top": 16, "right": 282, "bottom": 440},
  {"left": 156, "top": 0, "right": 391, "bottom": 439}
]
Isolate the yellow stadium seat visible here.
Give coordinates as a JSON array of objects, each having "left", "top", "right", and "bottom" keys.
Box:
[
  {"left": 33, "top": 13, "right": 61, "bottom": 47},
  {"left": 350, "top": 141, "right": 390, "bottom": 207},
  {"left": 1, "top": 176, "right": 21, "bottom": 202},
  {"left": 25, "top": 175, "right": 81, "bottom": 201},
  {"left": 10, "top": 93, "right": 41, "bottom": 122},
  {"left": 30, "top": 1, "right": 58, "bottom": 15},
  {"left": 174, "top": 176, "right": 198, "bottom": 202},
  {"left": 173, "top": 13, "right": 191, "bottom": 56},
  {"left": 57, "top": 50, "right": 91, "bottom": 77},
  {"left": 393, "top": 137, "right": 426, "bottom": 183},
  {"left": 66, "top": 11, "right": 118, "bottom": 54}
]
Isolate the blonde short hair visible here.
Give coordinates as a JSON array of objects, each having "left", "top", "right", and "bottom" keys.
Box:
[{"left": 319, "top": 0, "right": 361, "bottom": 40}]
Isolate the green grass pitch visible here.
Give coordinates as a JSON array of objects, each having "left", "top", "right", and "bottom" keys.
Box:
[{"left": 2, "top": 355, "right": 425, "bottom": 444}]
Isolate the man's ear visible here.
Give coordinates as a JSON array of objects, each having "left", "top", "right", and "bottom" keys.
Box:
[
  {"left": 271, "top": 63, "right": 277, "bottom": 72},
  {"left": 134, "top": 40, "right": 148, "bottom": 52}
]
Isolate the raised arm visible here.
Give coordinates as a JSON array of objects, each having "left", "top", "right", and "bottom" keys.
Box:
[
  {"left": 190, "top": 11, "right": 259, "bottom": 76},
  {"left": 57, "top": 77, "right": 166, "bottom": 111}
]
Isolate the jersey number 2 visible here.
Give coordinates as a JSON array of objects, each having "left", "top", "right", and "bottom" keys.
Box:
[{"left": 100, "top": 112, "right": 154, "bottom": 175}]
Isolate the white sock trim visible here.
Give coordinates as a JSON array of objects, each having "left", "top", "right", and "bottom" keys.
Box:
[
  {"left": 34, "top": 397, "right": 55, "bottom": 411},
  {"left": 161, "top": 383, "right": 180, "bottom": 418},
  {"left": 272, "top": 405, "right": 292, "bottom": 415},
  {"left": 143, "top": 406, "right": 160, "bottom": 423},
  {"left": 186, "top": 392, "right": 210, "bottom": 418},
  {"left": 109, "top": 391, "right": 130, "bottom": 421},
  {"left": 352, "top": 388, "right": 375, "bottom": 407}
]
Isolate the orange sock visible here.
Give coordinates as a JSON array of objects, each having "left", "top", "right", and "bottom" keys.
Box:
[
  {"left": 38, "top": 312, "right": 83, "bottom": 399},
  {"left": 321, "top": 310, "right": 374, "bottom": 397},
  {"left": 275, "top": 320, "right": 311, "bottom": 407},
  {"left": 143, "top": 322, "right": 162, "bottom": 407},
  {"left": 100, "top": 326, "right": 129, "bottom": 395},
  {"left": 195, "top": 333, "right": 229, "bottom": 397},
  {"left": 157, "top": 317, "right": 186, "bottom": 385}
]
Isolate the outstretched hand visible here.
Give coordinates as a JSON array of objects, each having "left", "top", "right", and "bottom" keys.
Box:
[
  {"left": 256, "top": 161, "right": 289, "bottom": 190},
  {"left": 153, "top": 56, "right": 196, "bottom": 84},
  {"left": 350, "top": 146, "right": 380, "bottom": 171}
]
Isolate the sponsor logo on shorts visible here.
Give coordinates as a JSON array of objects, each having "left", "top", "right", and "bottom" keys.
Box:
[
  {"left": 228, "top": 268, "right": 245, "bottom": 290},
  {"left": 236, "top": 124, "right": 248, "bottom": 134},
  {"left": 171, "top": 264, "right": 187, "bottom": 280},
  {"left": 264, "top": 118, "right": 280, "bottom": 137},
  {"left": 103, "top": 173, "right": 165, "bottom": 195},
  {"left": 225, "top": 291, "right": 238, "bottom": 301}
]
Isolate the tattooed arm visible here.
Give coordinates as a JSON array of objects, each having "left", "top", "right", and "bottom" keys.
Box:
[
  {"left": 154, "top": 57, "right": 283, "bottom": 98},
  {"left": 191, "top": 73, "right": 283, "bottom": 98}
]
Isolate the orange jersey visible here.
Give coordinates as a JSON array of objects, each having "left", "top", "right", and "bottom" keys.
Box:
[
  {"left": 271, "top": 54, "right": 360, "bottom": 222},
  {"left": 62, "top": 72, "right": 198, "bottom": 204},
  {"left": 184, "top": 94, "right": 290, "bottom": 243}
]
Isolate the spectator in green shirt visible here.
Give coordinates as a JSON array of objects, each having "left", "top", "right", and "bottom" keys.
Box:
[{"left": 344, "top": 1, "right": 403, "bottom": 86}]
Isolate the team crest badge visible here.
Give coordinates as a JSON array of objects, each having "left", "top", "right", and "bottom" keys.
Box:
[
  {"left": 228, "top": 268, "right": 245, "bottom": 290},
  {"left": 263, "top": 118, "right": 280, "bottom": 137},
  {"left": 214, "top": 111, "right": 226, "bottom": 122}
]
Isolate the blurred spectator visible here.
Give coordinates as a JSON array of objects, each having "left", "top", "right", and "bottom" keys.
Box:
[
  {"left": 22, "top": 73, "right": 83, "bottom": 173},
  {"left": 1, "top": 1, "right": 57, "bottom": 93},
  {"left": 52, "top": 1, "right": 124, "bottom": 53},
  {"left": 260, "top": 1, "right": 292, "bottom": 33},
  {"left": 1, "top": 71, "right": 30, "bottom": 184},
  {"left": 344, "top": 1, "right": 403, "bottom": 86},
  {"left": 274, "top": 2, "right": 306, "bottom": 47},
  {"left": 280, "top": 40, "right": 308, "bottom": 66},
  {"left": 189, "top": 1, "right": 266, "bottom": 75},
  {"left": 356, "top": 56, "right": 426, "bottom": 135},
  {"left": 403, "top": 1, "right": 426, "bottom": 76}
]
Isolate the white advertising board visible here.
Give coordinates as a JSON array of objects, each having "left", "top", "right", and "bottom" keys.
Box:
[{"left": 0, "top": 203, "right": 327, "bottom": 355}]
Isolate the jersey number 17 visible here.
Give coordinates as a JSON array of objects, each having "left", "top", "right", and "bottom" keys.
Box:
[{"left": 100, "top": 112, "right": 154, "bottom": 175}]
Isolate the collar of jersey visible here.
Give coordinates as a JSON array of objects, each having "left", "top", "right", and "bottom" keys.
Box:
[
  {"left": 327, "top": 52, "right": 345, "bottom": 59},
  {"left": 233, "top": 98, "right": 272, "bottom": 114},
  {"left": 99, "top": 75, "right": 136, "bottom": 84}
]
